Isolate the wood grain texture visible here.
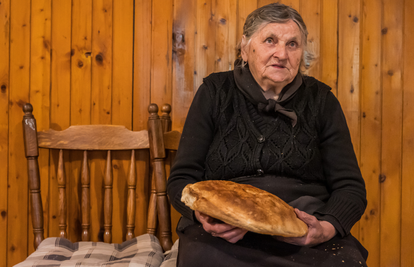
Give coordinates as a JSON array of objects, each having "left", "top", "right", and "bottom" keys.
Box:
[
  {"left": 300, "top": 0, "right": 320, "bottom": 79},
  {"left": 359, "top": 0, "right": 381, "bottom": 265},
  {"left": 50, "top": 0, "right": 72, "bottom": 244},
  {"left": 195, "top": 0, "right": 216, "bottom": 89},
  {"left": 91, "top": 0, "right": 112, "bottom": 125},
  {"left": 8, "top": 0, "right": 30, "bottom": 265},
  {"left": 320, "top": 0, "right": 337, "bottom": 94},
  {"left": 37, "top": 125, "right": 149, "bottom": 150},
  {"left": 0, "top": 0, "right": 9, "bottom": 265},
  {"left": 71, "top": 0, "right": 92, "bottom": 126},
  {"left": 29, "top": 0, "right": 51, "bottom": 253},
  {"left": 151, "top": 0, "right": 173, "bottom": 106},
  {"left": 380, "top": 0, "right": 403, "bottom": 266},
  {"left": 172, "top": 0, "right": 196, "bottom": 130},
  {"left": 338, "top": 0, "right": 362, "bottom": 240},
  {"left": 401, "top": 1, "right": 414, "bottom": 266}
]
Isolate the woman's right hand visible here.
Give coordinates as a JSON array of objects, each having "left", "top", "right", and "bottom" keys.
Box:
[{"left": 195, "top": 210, "right": 248, "bottom": 243}]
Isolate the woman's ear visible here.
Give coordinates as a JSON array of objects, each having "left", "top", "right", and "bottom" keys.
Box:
[{"left": 240, "top": 35, "right": 249, "bottom": 62}]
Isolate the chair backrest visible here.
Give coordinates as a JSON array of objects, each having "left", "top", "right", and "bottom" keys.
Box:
[
  {"left": 147, "top": 104, "right": 182, "bottom": 250},
  {"left": 22, "top": 103, "right": 174, "bottom": 251}
]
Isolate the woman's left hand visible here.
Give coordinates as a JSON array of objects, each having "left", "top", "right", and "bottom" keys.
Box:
[{"left": 276, "top": 208, "right": 337, "bottom": 247}]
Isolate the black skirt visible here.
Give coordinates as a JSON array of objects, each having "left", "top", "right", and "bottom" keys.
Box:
[{"left": 177, "top": 224, "right": 368, "bottom": 267}]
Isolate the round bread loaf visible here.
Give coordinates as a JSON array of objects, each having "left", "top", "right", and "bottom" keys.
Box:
[{"left": 181, "top": 180, "right": 308, "bottom": 237}]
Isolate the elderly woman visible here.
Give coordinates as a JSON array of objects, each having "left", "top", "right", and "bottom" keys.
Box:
[{"left": 167, "top": 3, "right": 368, "bottom": 267}]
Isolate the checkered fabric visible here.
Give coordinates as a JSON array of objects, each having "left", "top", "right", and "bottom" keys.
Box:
[
  {"left": 159, "top": 239, "right": 179, "bottom": 267},
  {"left": 14, "top": 234, "right": 164, "bottom": 267}
]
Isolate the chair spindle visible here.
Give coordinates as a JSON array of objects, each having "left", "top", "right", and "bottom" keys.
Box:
[
  {"left": 81, "top": 150, "right": 90, "bottom": 241},
  {"left": 57, "top": 149, "right": 67, "bottom": 238},
  {"left": 104, "top": 150, "right": 113, "bottom": 243},
  {"left": 126, "top": 150, "right": 136, "bottom": 240}
]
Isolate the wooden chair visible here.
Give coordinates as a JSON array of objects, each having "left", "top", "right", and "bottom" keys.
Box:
[
  {"left": 21, "top": 103, "right": 174, "bottom": 265},
  {"left": 147, "top": 104, "right": 182, "bottom": 251}
]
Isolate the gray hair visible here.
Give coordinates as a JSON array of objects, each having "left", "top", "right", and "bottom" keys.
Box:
[{"left": 237, "top": 3, "right": 315, "bottom": 70}]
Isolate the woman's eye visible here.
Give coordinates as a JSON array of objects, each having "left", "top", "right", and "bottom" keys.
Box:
[
  {"left": 288, "top": 42, "right": 297, "bottom": 48},
  {"left": 265, "top": 38, "right": 273, "bottom": 44}
]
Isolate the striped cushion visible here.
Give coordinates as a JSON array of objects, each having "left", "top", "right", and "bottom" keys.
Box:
[{"left": 14, "top": 234, "right": 164, "bottom": 267}]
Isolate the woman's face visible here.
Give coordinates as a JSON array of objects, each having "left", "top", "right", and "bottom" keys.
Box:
[{"left": 241, "top": 20, "right": 304, "bottom": 93}]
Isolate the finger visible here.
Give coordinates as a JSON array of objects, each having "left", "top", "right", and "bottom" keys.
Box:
[
  {"left": 209, "top": 223, "right": 238, "bottom": 234},
  {"left": 216, "top": 228, "right": 248, "bottom": 243},
  {"left": 295, "top": 209, "right": 318, "bottom": 226}
]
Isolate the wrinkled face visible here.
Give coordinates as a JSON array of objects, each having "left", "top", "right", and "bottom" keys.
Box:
[{"left": 241, "top": 20, "right": 304, "bottom": 93}]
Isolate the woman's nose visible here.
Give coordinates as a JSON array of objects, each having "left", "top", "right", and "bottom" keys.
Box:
[{"left": 273, "top": 45, "right": 288, "bottom": 60}]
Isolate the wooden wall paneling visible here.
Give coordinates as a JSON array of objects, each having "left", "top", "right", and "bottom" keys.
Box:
[
  {"left": 401, "top": 0, "right": 414, "bottom": 266},
  {"left": 172, "top": 0, "right": 196, "bottom": 131},
  {"left": 133, "top": 0, "right": 152, "bottom": 236},
  {"left": 91, "top": 0, "right": 113, "bottom": 242},
  {"left": 215, "top": 0, "right": 230, "bottom": 72},
  {"left": 280, "top": 0, "right": 300, "bottom": 11},
  {"left": 359, "top": 0, "right": 381, "bottom": 265},
  {"left": 171, "top": 0, "right": 197, "bottom": 241},
  {"left": 112, "top": 0, "right": 134, "bottom": 243},
  {"left": 195, "top": 0, "right": 216, "bottom": 90},
  {"left": 257, "top": 0, "right": 275, "bottom": 8},
  {"left": 91, "top": 0, "right": 112, "bottom": 125},
  {"left": 300, "top": 0, "right": 321, "bottom": 79},
  {"left": 50, "top": 0, "right": 72, "bottom": 239},
  {"left": 70, "top": 0, "right": 93, "bottom": 242},
  {"left": 337, "top": 0, "right": 361, "bottom": 240},
  {"left": 0, "top": 0, "right": 9, "bottom": 266},
  {"left": 28, "top": 0, "right": 52, "bottom": 254},
  {"left": 380, "top": 0, "right": 403, "bottom": 266},
  {"left": 8, "top": 0, "right": 31, "bottom": 265},
  {"left": 228, "top": 0, "right": 238, "bottom": 71},
  {"left": 237, "top": 0, "right": 257, "bottom": 44},
  {"left": 320, "top": 0, "right": 338, "bottom": 94},
  {"left": 151, "top": 0, "right": 173, "bottom": 106}
]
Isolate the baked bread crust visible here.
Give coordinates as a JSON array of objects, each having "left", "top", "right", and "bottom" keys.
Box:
[{"left": 181, "top": 180, "right": 308, "bottom": 237}]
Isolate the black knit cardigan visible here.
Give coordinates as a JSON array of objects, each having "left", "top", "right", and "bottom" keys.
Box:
[{"left": 167, "top": 70, "right": 367, "bottom": 237}]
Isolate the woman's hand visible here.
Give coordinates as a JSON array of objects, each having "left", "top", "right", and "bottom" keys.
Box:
[
  {"left": 276, "top": 209, "right": 337, "bottom": 247},
  {"left": 195, "top": 210, "right": 248, "bottom": 243}
]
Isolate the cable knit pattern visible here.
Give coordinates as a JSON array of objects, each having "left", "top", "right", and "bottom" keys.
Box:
[{"left": 204, "top": 72, "right": 326, "bottom": 182}]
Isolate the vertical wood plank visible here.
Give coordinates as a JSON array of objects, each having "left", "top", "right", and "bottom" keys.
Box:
[
  {"left": 227, "top": 0, "right": 238, "bottom": 70},
  {"left": 91, "top": 0, "right": 112, "bottom": 125},
  {"left": 257, "top": 0, "right": 275, "bottom": 8},
  {"left": 359, "top": 0, "right": 381, "bottom": 266},
  {"left": 112, "top": 0, "right": 134, "bottom": 243},
  {"left": 401, "top": 1, "right": 414, "bottom": 266},
  {"left": 300, "top": 0, "right": 320, "bottom": 79},
  {"left": 112, "top": 0, "right": 133, "bottom": 129},
  {"left": 8, "top": 0, "right": 31, "bottom": 264},
  {"left": 71, "top": 0, "right": 92, "bottom": 126},
  {"left": 195, "top": 0, "right": 216, "bottom": 89},
  {"left": 29, "top": 0, "right": 51, "bottom": 254},
  {"left": 380, "top": 0, "right": 403, "bottom": 266},
  {"left": 171, "top": 0, "right": 196, "bottom": 241},
  {"left": 133, "top": 0, "right": 152, "bottom": 236},
  {"left": 215, "top": 0, "right": 230, "bottom": 72},
  {"left": 0, "top": 0, "right": 9, "bottom": 266},
  {"left": 70, "top": 0, "right": 93, "bottom": 242},
  {"left": 320, "top": 0, "right": 338, "bottom": 94},
  {"left": 151, "top": 0, "right": 173, "bottom": 106},
  {"left": 50, "top": 0, "right": 72, "bottom": 240},
  {"left": 133, "top": 0, "right": 151, "bottom": 131},
  {"left": 237, "top": 0, "right": 257, "bottom": 45},
  {"left": 172, "top": 0, "right": 196, "bottom": 131},
  {"left": 280, "top": 0, "right": 300, "bottom": 11},
  {"left": 338, "top": 0, "right": 361, "bottom": 240}
]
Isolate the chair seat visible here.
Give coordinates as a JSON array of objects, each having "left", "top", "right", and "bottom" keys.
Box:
[{"left": 14, "top": 234, "right": 164, "bottom": 267}]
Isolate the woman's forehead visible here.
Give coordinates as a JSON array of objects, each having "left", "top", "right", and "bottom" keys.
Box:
[{"left": 253, "top": 20, "right": 302, "bottom": 40}]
